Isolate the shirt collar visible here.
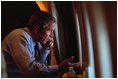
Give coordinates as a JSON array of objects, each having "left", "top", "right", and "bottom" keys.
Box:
[{"left": 23, "top": 27, "right": 43, "bottom": 48}]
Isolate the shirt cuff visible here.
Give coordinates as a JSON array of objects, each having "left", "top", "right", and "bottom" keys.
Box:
[{"left": 48, "top": 65, "right": 59, "bottom": 72}]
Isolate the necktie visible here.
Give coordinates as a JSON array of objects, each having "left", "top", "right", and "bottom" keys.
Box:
[{"left": 34, "top": 42, "right": 39, "bottom": 62}]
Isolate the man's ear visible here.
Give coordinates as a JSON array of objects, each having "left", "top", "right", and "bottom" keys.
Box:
[{"left": 33, "top": 25, "right": 40, "bottom": 34}]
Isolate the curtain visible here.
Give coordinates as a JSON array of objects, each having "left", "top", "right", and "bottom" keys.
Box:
[{"left": 73, "top": 1, "right": 117, "bottom": 78}]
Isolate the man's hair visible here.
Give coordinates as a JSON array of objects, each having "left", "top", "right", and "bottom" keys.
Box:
[{"left": 28, "top": 10, "right": 56, "bottom": 30}]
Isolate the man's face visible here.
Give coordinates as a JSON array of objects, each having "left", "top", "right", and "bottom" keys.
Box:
[{"left": 40, "top": 21, "right": 56, "bottom": 47}]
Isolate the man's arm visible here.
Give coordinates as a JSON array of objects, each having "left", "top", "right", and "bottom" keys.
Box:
[
  {"left": 37, "top": 42, "right": 51, "bottom": 64},
  {"left": 10, "top": 34, "right": 80, "bottom": 77},
  {"left": 10, "top": 35, "right": 59, "bottom": 77}
]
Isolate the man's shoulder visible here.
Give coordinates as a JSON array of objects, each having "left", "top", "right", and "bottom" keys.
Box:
[
  {"left": 9, "top": 28, "right": 26, "bottom": 37},
  {"left": 6, "top": 28, "right": 31, "bottom": 40}
]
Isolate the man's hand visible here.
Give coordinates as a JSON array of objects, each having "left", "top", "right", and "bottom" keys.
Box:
[
  {"left": 41, "top": 36, "right": 54, "bottom": 50},
  {"left": 43, "top": 40, "right": 53, "bottom": 50},
  {"left": 59, "top": 56, "right": 80, "bottom": 72}
]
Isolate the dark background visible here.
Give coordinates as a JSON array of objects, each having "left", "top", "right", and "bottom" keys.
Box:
[{"left": 1, "top": 1, "right": 40, "bottom": 40}]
